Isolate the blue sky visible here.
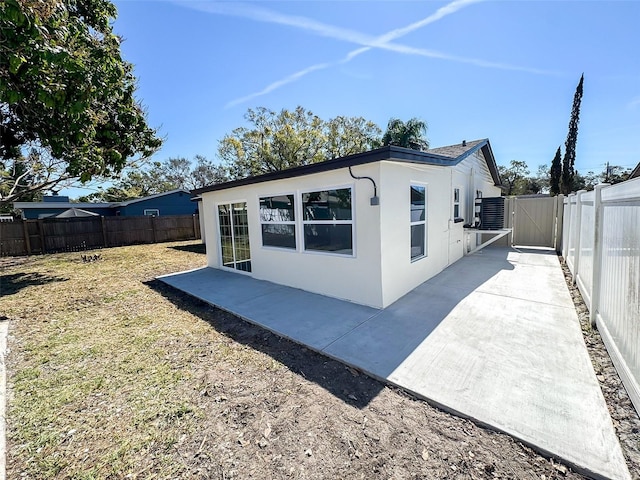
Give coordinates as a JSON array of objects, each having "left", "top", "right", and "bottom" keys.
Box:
[{"left": 64, "top": 0, "right": 640, "bottom": 197}]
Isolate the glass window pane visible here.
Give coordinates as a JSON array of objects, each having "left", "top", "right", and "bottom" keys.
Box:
[
  {"left": 411, "top": 224, "right": 425, "bottom": 259},
  {"left": 302, "top": 188, "right": 352, "bottom": 221},
  {"left": 260, "top": 195, "right": 295, "bottom": 222},
  {"left": 411, "top": 185, "right": 425, "bottom": 222},
  {"left": 304, "top": 224, "right": 352, "bottom": 255},
  {"left": 262, "top": 224, "right": 296, "bottom": 249}
]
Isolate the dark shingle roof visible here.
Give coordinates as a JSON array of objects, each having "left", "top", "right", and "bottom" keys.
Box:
[{"left": 630, "top": 162, "right": 640, "bottom": 179}]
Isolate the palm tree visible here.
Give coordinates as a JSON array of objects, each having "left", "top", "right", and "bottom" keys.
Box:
[{"left": 381, "top": 118, "right": 429, "bottom": 151}]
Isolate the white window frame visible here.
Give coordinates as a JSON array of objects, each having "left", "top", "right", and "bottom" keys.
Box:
[
  {"left": 453, "top": 187, "right": 461, "bottom": 220},
  {"left": 410, "top": 183, "right": 427, "bottom": 262},
  {"left": 258, "top": 193, "right": 297, "bottom": 250},
  {"left": 216, "top": 200, "right": 252, "bottom": 275},
  {"left": 300, "top": 184, "right": 355, "bottom": 257},
  {"left": 144, "top": 209, "right": 159, "bottom": 217}
]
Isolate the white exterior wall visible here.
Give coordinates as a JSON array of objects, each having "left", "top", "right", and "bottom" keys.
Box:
[
  {"left": 453, "top": 150, "right": 502, "bottom": 222},
  {"left": 378, "top": 152, "right": 500, "bottom": 307},
  {"left": 454, "top": 151, "right": 502, "bottom": 248},
  {"left": 200, "top": 153, "right": 500, "bottom": 310},
  {"left": 200, "top": 164, "right": 385, "bottom": 308},
  {"left": 378, "top": 161, "right": 451, "bottom": 306}
]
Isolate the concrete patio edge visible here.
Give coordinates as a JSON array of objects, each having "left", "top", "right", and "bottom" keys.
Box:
[{"left": 156, "top": 248, "right": 631, "bottom": 480}]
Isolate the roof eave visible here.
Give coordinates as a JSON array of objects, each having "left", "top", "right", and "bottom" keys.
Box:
[
  {"left": 192, "top": 140, "right": 502, "bottom": 194},
  {"left": 191, "top": 146, "right": 458, "bottom": 195}
]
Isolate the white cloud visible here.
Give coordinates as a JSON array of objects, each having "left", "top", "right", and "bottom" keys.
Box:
[
  {"left": 226, "top": 62, "right": 332, "bottom": 108},
  {"left": 178, "top": 0, "right": 556, "bottom": 107}
]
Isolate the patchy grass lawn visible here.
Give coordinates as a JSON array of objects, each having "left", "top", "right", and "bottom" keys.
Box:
[{"left": 2, "top": 241, "right": 589, "bottom": 479}]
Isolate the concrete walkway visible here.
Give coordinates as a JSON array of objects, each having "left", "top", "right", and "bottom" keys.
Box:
[{"left": 158, "top": 247, "right": 630, "bottom": 480}]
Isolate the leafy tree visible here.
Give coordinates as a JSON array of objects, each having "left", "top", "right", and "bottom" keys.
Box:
[
  {"left": 602, "top": 164, "right": 632, "bottom": 185},
  {"left": 190, "top": 155, "right": 228, "bottom": 189},
  {"left": 77, "top": 186, "right": 135, "bottom": 203},
  {"left": 550, "top": 146, "right": 562, "bottom": 195},
  {"left": 219, "top": 106, "right": 382, "bottom": 179},
  {"left": 158, "top": 157, "right": 192, "bottom": 190},
  {"left": 119, "top": 164, "right": 175, "bottom": 198},
  {"left": 78, "top": 155, "right": 228, "bottom": 202},
  {"left": 0, "top": 0, "right": 162, "bottom": 205},
  {"left": 219, "top": 107, "right": 326, "bottom": 179},
  {"left": 561, "top": 75, "right": 584, "bottom": 194},
  {"left": 154, "top": 155, "right": 228, "bottom": 190},
  {"left": 381, "top": 118, "right": 429, "bottom": 151},
  {"left": 571, "top": 171, "right": 597, "bottom": 192},
  {"left": 533, "top": 164, "right": 551, "bottom": 194},
  {"left": 499, "top": 160, "right": 530, "bottom": 196},
  {"left": 325, "top": 116, "right": 381, "bottom": 159},
  {"left": 0, "top": 150, "right": 43, "bottom": 211},
  {"left": 0, "top": 146, "right": 80, "bottom": 204}
]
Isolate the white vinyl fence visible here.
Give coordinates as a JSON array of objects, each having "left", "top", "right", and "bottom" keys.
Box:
[{"left": 562, "top": 179, "right": 640, "bottom": 415}]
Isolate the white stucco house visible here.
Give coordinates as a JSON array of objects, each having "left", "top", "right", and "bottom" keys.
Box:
[{"left": 192, "top": 139, "right": 502, "bottom": 309}]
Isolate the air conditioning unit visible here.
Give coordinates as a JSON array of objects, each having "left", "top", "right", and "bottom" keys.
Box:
[{"left": 480, "top": 197, "right": 505, "bottom": 230}]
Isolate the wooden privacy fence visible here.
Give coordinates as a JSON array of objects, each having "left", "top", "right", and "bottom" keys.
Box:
[
  {"left": 562, "top": 179, "right": 640, "bottom": 415},
  {"left": 0, "top": 214, "right": 201, "bottom": 256}
]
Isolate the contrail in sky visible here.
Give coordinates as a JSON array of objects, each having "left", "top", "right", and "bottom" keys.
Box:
[{"left": 178, "top": 0, "right": 555, "bottom": 107}]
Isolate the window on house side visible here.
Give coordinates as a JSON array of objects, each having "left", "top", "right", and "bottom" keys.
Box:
[
  {"left": 453, "top": 188, "right": 461, "bottom": 219},
  {"left": 144, "top": 209, "right": 159, "bottom": 216},
  {"left": 259, "top": 194, "right": 296, "bottom": 249},
  {"left": 302, "top": 188, "right": 353, "bottom": 255},
  {"left": 410, "top": 185, "right": 427, "bottom": 261}
]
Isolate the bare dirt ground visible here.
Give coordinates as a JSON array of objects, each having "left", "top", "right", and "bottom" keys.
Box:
[
  {"left": 0, "top": 242, "right": 635, "bottom": 479},
  {"left": 560, "top": 259, "right": 640, "bottom": 480}
]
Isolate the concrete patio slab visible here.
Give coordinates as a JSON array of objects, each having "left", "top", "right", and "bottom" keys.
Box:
[
  {"left": 159, "top": 267, "right": 379, "bottom": 351},
  {"left": 157, "top": 248, "right": 631, "bottom": 480}
]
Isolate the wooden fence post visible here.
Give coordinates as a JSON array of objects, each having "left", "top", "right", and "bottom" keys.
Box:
[
  {"left": 36, "top": 219, "right": 46, "bottom": 254},
  {"left": 151, "top": 216, "right": 158, "bottom": 243},
  {"left": 101, "top": 216, "right": 108, "bottom": 247},
  {"left": 192, "top": 214, "right": 198, "bottom": 240},
  {"left": 22, "top": 220, "right": 32, "bottom": 255}
]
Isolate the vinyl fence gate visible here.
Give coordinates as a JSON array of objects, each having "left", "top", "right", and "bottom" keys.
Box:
[{"left": 501, "top": 195, "right": 564, "bottom": 251}]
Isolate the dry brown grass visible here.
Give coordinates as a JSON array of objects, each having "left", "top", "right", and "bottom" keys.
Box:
[
  {"left": 3, "top": 242, "right": 214, "bottom": 478},
  {"left": 1, "top": 242, "right": 591, "bottom": 479}
]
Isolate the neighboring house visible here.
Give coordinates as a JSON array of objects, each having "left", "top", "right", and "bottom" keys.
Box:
[
  {"left": 193, "top": 139, "right": 502, "bottom": 309},
  {"left": 13, "top": 189, "right": 197, "bottom": 219},
  {"left": 629, "top": 162, "right": 640, "bottom": 180}
]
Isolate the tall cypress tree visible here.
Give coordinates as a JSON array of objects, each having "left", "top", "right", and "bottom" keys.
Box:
[
  {"left": 550, "top": 146, "right": 562, "bottom": 195},
  {"left": 561, "top": 74, "right": 584, "bottom": 194}
]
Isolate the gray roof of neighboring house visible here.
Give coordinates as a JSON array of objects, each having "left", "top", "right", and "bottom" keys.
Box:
[
  {"left": 630, "top": 162, "right": 640, "bottom": 179},
  {"left": 192, "top": 139, "right": 501, "bottom": 195},
  {"left": 54, "top": 208, "right": 101, "bottom": 218}
]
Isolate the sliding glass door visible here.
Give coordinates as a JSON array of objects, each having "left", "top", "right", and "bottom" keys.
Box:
[{"left": 218, "top": 202, "right": 251, "bottom": 272}]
